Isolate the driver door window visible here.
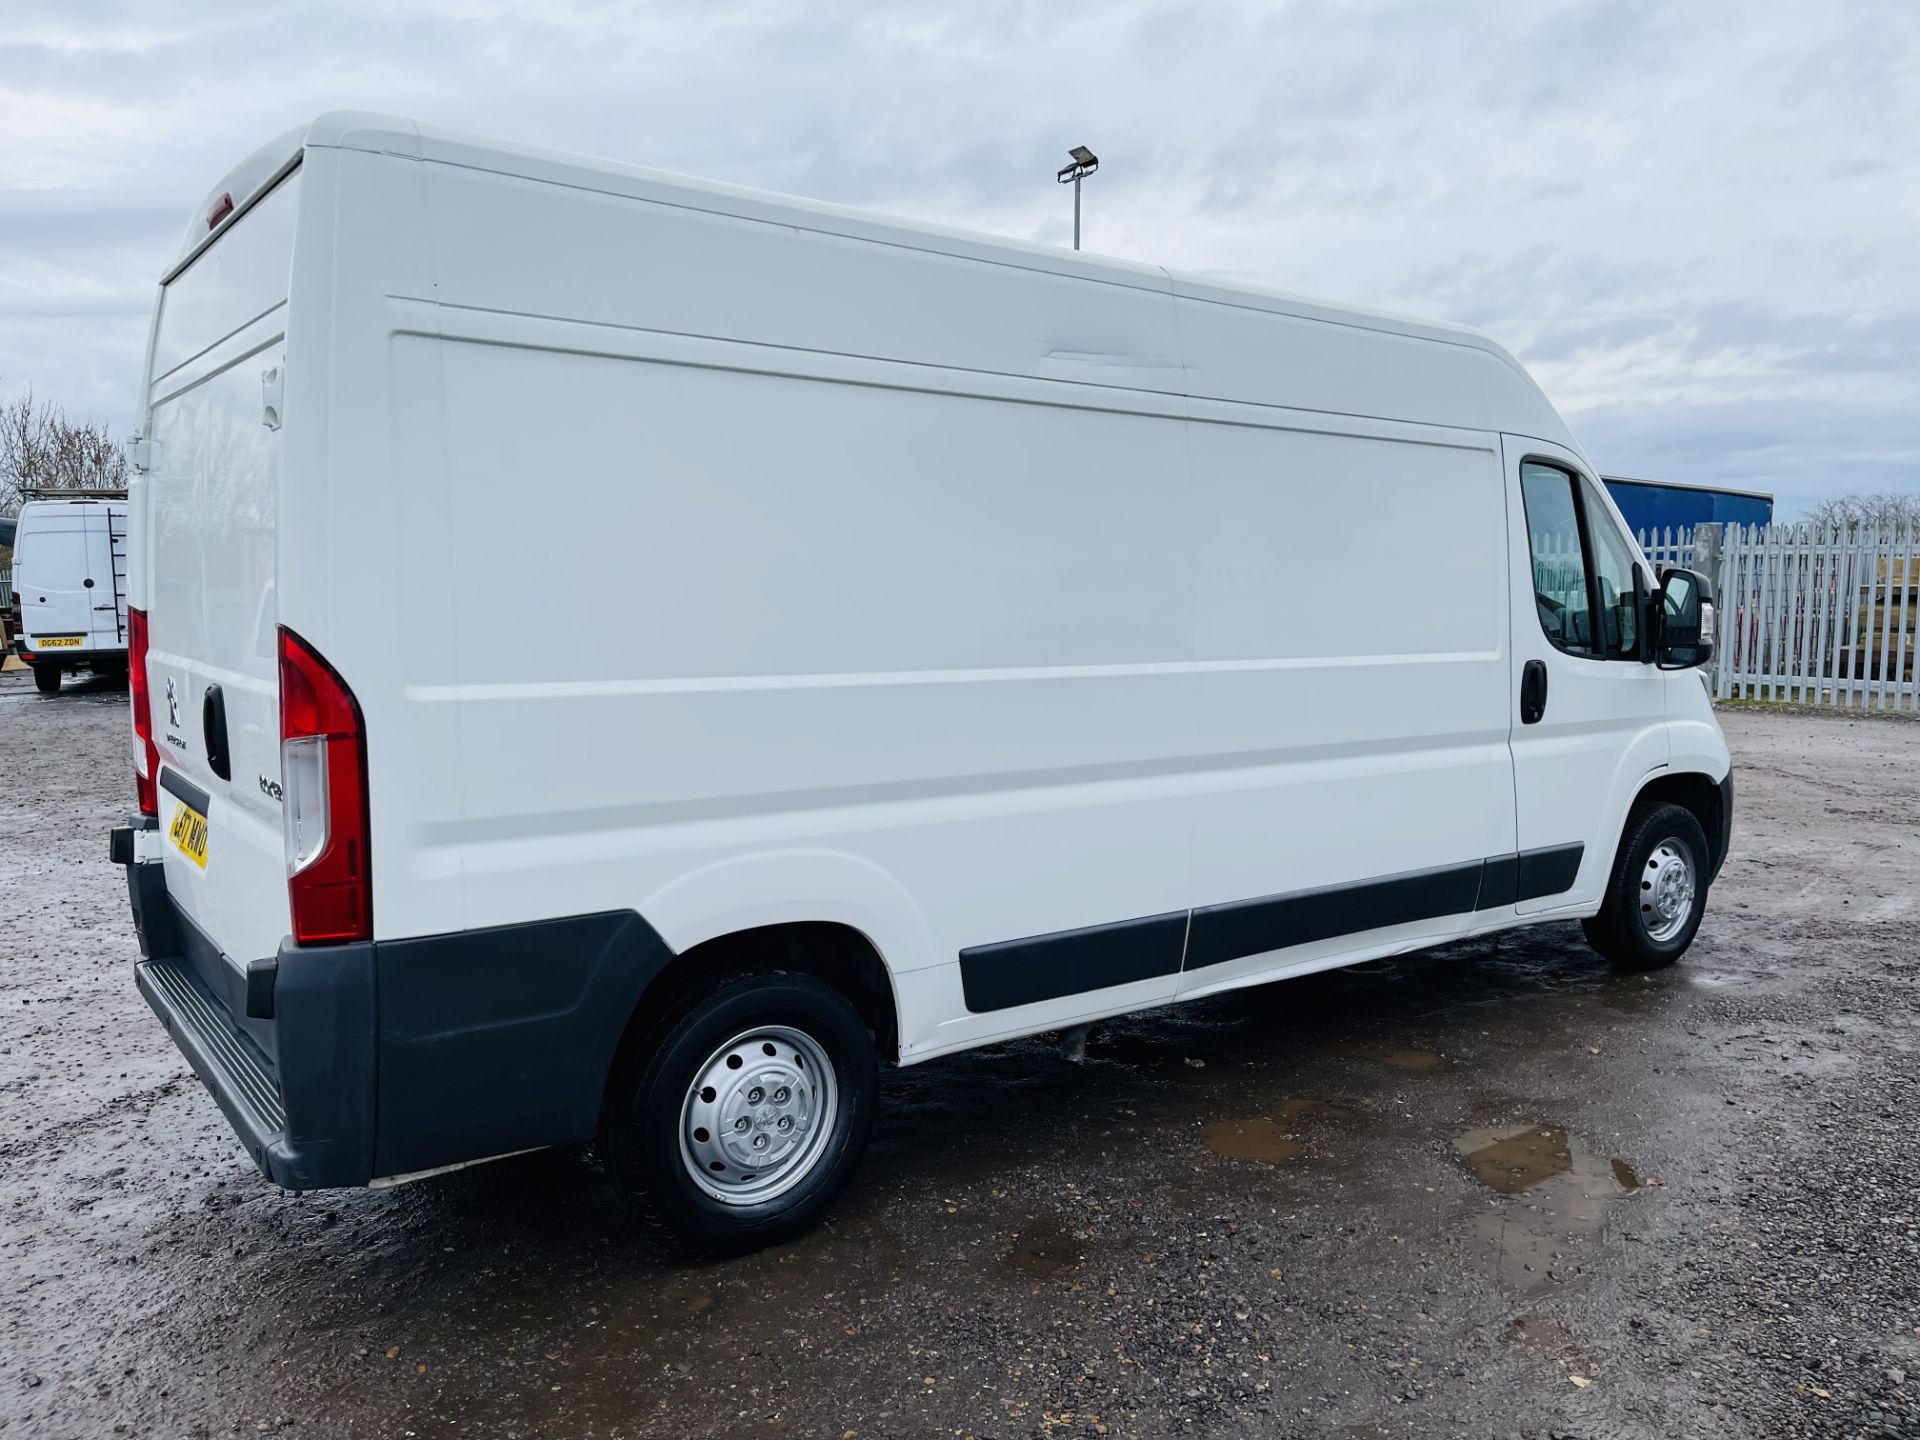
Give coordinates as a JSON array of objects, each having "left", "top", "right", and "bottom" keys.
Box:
[
  {"left": 1584, "top": 483, "right": 1641, "bottom": 659},
  {"left": 1520, "top": 463, "right": 1596, "bottom": 657},
  {"left": 1519, "top": 462, "right": 1644, "bottom": 662}
]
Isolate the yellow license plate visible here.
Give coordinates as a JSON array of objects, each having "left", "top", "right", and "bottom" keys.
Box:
[
  {"left": 35, "top": 636, "right": 82, "bottom": 648},
  {"left": 168, "top": 800, "right": 209, "bottom": 869}
]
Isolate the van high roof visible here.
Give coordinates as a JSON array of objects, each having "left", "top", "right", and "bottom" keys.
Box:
[{"left": 174, "top": 111, "right": 1576, "bottom": 459}]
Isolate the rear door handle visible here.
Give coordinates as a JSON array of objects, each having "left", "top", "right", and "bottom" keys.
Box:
[
  {"left": 1520, "top": 660, "right": 1548, "bottom": 725},
  {"left": 202, "top": 683, "right": 232, "bottom": 782}
]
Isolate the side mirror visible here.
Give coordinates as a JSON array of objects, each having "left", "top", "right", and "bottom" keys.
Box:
[{"left": 1654, "top": 567, "right": 1715, "bottom": 670}]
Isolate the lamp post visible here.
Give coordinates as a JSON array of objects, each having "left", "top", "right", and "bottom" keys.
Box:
[{"left": 1055, "top": 145, "right": 1099, "bottom": 250}]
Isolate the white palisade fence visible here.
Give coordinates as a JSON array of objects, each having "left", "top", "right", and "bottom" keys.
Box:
[
  {"left": 1713, "top": 524, "right": 1918, "bottom": 708},
  {"left": 1541, "top": 524, "right": 1919, "bottom": 710},
  {"left": 1635, "top": 528, "right": 1695, "bottom": 573}
]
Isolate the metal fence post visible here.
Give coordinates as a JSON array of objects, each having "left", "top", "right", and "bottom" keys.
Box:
[{"left": 1688, "top": 524, "right": 1723, "bottom": 692}]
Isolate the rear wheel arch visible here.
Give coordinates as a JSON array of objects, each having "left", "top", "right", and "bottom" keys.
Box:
[
  {"left": 600, "top": 965, "right": 880, "bottom": 1249},
  {"left": 605, "top": 920, "right": 902, "bottom": 1095}
]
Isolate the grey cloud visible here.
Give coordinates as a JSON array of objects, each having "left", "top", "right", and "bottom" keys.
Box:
[
  {"left": 1575, "top": 396, "right": 1920, "bottom": 515},
  {"left": 0, "top": 0, "right": 1914, "bottom": 517}
]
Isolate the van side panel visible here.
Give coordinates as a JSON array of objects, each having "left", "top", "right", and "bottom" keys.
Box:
[
  {"left": 1173, "top": 417, "right": 1517, "bottom": 996},
  {"left": 421, "top": 341, "right": 1198, "bottom": 1037},
  {"left": 403, "top": 155, "right": 1199, "bottom": 1051}
]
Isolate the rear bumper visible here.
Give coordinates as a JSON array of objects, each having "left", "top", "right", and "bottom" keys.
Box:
[
  {"left": 13, "top": 637, "right": 126, "bottom": 664},
  {"left": 117, "top": 843, "right": 675, "bottom": 1191},
  {"left": 137, "top": 957, "right": 296, "bottom": 1176},
  {"left": 125, "top": 849, "right": 375, "bottom": 1189}
]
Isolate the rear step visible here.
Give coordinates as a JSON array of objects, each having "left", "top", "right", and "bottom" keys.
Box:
[{"left": 137, "top": 957, "right": 287, "bottom": 1143}]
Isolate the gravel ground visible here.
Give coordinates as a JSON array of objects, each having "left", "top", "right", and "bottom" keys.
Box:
[{"left": 2, "top": 668, "right": 1917, "bottom": 1439}]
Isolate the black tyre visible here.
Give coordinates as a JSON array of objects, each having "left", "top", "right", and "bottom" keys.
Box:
[
  {"left": 1582, "top": 801, "right": 1710, "bottom": 970},
  {"left": 603, "top": 973, "right": 877, "bottom": 1250},
  {"left": 32, "top": 663, "right": 60, "bottom": 694}
]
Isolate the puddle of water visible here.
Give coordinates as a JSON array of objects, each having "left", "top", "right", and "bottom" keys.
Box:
[
  {"left": 651, "top": 1280, "right": 716, "bottom": 1316},
  {"left": 1202, "top": 1097, "right": 1366, "bottom": 1164},
  {"left": 1380, "top": 1048, "right": 1445, "bottom": 1071},
  {"left": 1272, "top": 1096, "right": 1360, "bottom": 1125},
  {"left": 1455, "top": 1124, "right": 1639, "bottom": 1296},
  {"left": 1202, "top": 1116, "right": 1302, "bottom": 1164},
  {"left": 1459, "top": 1125, "right": 1573, "bottom": 1193},
  {"left": 1322, "top": 1043, "right": 1448, "bottom": 1071},
  {"left": 1002, "top": 1217, "right": 1083, "bottom": 1277}
]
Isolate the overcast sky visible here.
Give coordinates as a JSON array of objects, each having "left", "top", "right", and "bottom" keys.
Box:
[{"left": 3, "top": 0, "right": 1915, "bottom": 517}]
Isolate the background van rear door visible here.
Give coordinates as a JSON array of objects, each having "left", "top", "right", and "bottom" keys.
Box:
[
  {"left": 18, "top": 509, "right": 94, "bottom": 645},
  {"left": 85, "top": 507, "right": 127, "bottom": 648}
]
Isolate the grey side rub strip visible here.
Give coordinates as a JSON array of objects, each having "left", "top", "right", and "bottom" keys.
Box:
[
  {"left": 958, "top": 845, "right": 1585, "bottom": 1013},
  {"left": 958, "top": 911, "right": 1188, "bottom": 1014}
]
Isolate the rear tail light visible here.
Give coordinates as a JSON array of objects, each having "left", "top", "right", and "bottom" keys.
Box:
[
  {"left": 277, "top": 628, "right": 370, "bottom": 945},
  {"left": 128, "top": 608, "right": 158, "bottom": 816}
]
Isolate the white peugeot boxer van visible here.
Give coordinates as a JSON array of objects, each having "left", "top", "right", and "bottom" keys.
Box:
[
  {"left": 9, "top": 493, "right": 130, "bottom": 692},
  {"left": 114, "top": 114, "right": 1731, "bottom": 1247}
]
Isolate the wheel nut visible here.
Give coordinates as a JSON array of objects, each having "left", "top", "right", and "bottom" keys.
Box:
[
  {"left": 773, "top": 1086, "right": 790, "bottom": 1104},
  {"left": 776, "top": 1115, "right": 794, "bottom": 1132},
  {"left": 747, "top": 1087, "right": 764, "bottom": 1104},
  {"left": 734, "top": 1116, "right": 751, "bottom": 1132},
  {"left": 752, "top": 1133, "right": 769, "bottom": 1151}
]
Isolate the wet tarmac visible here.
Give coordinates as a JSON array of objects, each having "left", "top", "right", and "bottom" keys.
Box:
[{"left": 3, "top": 670, "right": 1917, "bottom": 1438}]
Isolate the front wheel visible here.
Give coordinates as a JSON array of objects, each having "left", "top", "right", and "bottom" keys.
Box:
[
  {"left": 1582, "top": 802, "right": 1710, "bottom": 970},
  {"left": 603, "top": 973, "right": 877, "bottom": 1250},
  {"left": 32, "top": 663, "right": 60, "bottom": 694}
]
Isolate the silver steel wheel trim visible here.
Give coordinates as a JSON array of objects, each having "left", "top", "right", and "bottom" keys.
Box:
[
  {"left": 678, "top": 1025, "right": 839, "bottom": 1205},
  {"left": 1639, "top": 836, "right": 1698, "bottom": 943}
]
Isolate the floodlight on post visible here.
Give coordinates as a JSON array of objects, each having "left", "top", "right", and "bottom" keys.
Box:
[{"left": 1055, "top": 144, "right": 1100, "bottom": 250}]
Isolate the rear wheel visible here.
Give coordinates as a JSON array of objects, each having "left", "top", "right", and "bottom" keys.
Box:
[
  {"left": 32, "top": 663, "right": 60, "bottom": 694},
  {"left": 603, "top": 973, "right": 877, "bottom": 1250},
  {"left": 1582, "top": 802, "right": 1709, "bottom": 970}
]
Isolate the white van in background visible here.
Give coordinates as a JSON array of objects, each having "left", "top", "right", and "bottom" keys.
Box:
[
  {"left": 114, "top": 114, "right": 1731, "bottom": 1248},
  {"left": 8, "top": 493, "right": 130, "bottom": 693}
]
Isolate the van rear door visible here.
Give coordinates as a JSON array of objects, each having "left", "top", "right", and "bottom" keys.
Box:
[
  {"left": 17, "top": 507, "right": 95, "bottom": 647},
  {"left": 141, "top": 169, "right": 303, "bottom": 966},
  {"left": 91, "top": 505, "right": 129, "bottom": 649}
]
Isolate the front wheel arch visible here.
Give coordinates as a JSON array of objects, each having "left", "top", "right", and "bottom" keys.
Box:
[
  {"left": 1618, "top": 769, "right": 1730, "bottom": 885},
  {"left": 1583, "top": 800, "right": 1711, "bottom": 970}
]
